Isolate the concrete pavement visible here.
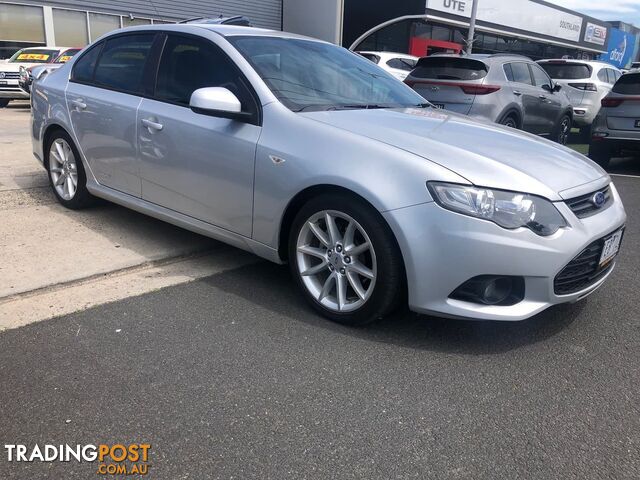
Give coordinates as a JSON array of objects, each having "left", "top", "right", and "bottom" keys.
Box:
[{"left": 0, "top": 103, "right": 256, "bottom": 329}]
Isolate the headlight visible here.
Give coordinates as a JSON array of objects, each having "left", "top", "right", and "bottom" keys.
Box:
[{"left": 427, "top": 182, "right": 567, "bottom": 236}]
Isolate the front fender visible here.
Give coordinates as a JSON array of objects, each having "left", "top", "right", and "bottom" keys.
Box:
[{"left": 252, "top": 103, "right": 467, "bottom": 248}]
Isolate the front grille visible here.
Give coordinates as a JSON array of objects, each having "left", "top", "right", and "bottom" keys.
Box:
[
  {"left": 565, "top": 185, "right": 612, "bottom": 218},
  {"left": 554, "top": 235, "right": 617, "bottom": 295},
  {"left": 0, "top": 72, "right": 20, "bottom": 79}
]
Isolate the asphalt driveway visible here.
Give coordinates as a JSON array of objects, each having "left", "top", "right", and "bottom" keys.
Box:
[{"left": 0, "top": 176, "right": 639, "bottom": 480}]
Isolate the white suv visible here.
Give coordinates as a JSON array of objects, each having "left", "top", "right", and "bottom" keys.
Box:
[
  {"left": 0, "top": 46, "right": 69, "bottom": 107},
  {"left": 356, "top": 51, "right": 419, "bottom": 81},
  {"left": 538, "top": 59, "right": 622, "bottom": 135}
]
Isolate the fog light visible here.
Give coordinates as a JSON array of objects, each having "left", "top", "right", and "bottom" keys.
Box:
[{"left": 450, "top": 275, "right": 525, "bottom": 306}]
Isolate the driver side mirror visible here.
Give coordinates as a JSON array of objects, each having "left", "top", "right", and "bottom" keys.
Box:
[
  {"left": 553, "top": 83, "right": 562, "bottom": 92},
  {"left": 189, "top": 87, "right": 253, "bottom": 123}
]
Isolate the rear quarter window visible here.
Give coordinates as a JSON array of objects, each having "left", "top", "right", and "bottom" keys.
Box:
[
  {"left": 411, "top": 57, "right": 488, "bottom": 80},
  {"left": 539, "top": 63, "right": 592, "bottom": 80},
  {"left": 612, "top": 73, "right": 640, "bottom": 94}
]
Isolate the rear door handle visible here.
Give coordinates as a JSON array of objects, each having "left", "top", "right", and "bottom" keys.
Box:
[
  {"left": 513, "top": 90, "right": 523, "bottom": 96},
  {"left": 141, "top": 118, "right": 163, "bottom": 131},
  {"left": 71, "top": 98, "right": 86, "bottom": 110}
]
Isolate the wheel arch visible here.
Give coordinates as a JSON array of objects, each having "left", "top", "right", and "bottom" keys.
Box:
[
  {"left": 498, "top": 107, "right": 523, "bottom": 128},
  {"left": 277, "top": 184, "right": 403, "bottom": 269}
]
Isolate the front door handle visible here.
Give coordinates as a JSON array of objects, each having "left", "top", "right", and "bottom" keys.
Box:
[
  {"left": 539, "top": 95, "right": 548, "bottom": 100},
  {"left": 141, "top": 118, "right": 163, "bottom": 132},
  {"left": 513, "top": 90, "right": 523, "bottom": 96},
  {"left": 71, "top": 98, "right": 86, "bottom": 110}
]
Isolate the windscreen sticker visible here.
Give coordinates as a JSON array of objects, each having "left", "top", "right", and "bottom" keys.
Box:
[
  {"left": 58, "top": 55, "right": 72, "bottom": 63},
  {"left": 16, "top": 53, "right": 50, "bottom": 61}
]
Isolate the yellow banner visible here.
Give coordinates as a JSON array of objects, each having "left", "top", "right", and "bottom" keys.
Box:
[
  {"left": 58, "top": 55, "right": 72, "bottom": 63},
  {"left": 16, "top": 53, "right": 50, "bottom": 61}
]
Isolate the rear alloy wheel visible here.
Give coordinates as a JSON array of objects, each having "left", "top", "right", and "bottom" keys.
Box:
[
  {"left": 555, "top": 115, "right": 571, "bottom": 145},
  {"left": 500, "top": 115, "right": 518, "bottom": 129},
  {"left": 289, "top": 194, "right": 404, "bottom": 325},
  {"left": 46, "top": 131, "right": 95, "bottom": 209}
]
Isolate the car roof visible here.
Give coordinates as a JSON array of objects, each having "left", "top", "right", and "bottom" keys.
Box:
[
  {"left": 357, "top": 51, "right": 419, "bottom": 59},
  {"left": 538, "top": 58, "right": 619, "bottom": 69},
  {"left": 110, "top": 24, "right": 328, "bottom": 44},
  {"left": 21, "top": 46, "right": 69, "bottom": 50}
]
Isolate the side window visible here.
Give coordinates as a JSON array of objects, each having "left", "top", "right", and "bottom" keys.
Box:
[
  {"left": 386, "top": 58, "right": 416, "bottom": 71},
  {"left": 614, "top": 70, "right": 622, "bottom": 82},
  {"left": 93, "top": 34, "right": 155, "bottom": 94},
  {"left": 155, "top": 34, "right": 253, "bottom": 110},
  {"left": 71, "top": 43, "right": 103, "bottom": 83},
  {"left": 530, "top": 64, "right": 552, "bottom": 88},
  {"left": 509, "top": 62, "right": 533, "bottom": 85},
  {"left": 503, "top": 63, "right": 514, "bottom": 81},
  {"left": 597, "top": 68, "right": 608, "bottom": 83}
]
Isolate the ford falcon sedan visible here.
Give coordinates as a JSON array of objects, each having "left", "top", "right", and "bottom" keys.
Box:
[{"left": 30, "top": 24, "right": 626, "bottom": 325}]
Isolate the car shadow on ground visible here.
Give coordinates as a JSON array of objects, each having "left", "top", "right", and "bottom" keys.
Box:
[{"left": 201, "top": 261, "right": 585, "bottom": 355}]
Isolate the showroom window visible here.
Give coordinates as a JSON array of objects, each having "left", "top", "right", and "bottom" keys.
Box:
[
  {"left": 0, "top": 3, "right": 45, "bottom": 57},
  {"left": 89, "top": 13, "right": 121, "bottom": 42},
  {"left": 53, "top": 9, "right": 89, "bottom": 46}
]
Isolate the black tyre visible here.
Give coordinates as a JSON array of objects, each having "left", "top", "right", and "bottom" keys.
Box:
[
  {"left": 500, "top": 114, "right": 519, "bottom": 129},
  {"left": 588, "top": 142, "right": 613, "bottom": 169},
  {"left": 554, "top": 115, "right": 571, "bottom": 145},
  {"left": 288, "top": 192, "right": 405, "bottom": 326},
  {"left": 0, "top": 99, "right": 9, "bottom": 108},
  {"left": 45, "top": 130, "right": 95, "bottom": 209}
]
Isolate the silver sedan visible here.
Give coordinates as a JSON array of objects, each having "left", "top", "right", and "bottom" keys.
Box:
[{"left": 30, "top": 24, "right": 626, "bottom": 325}]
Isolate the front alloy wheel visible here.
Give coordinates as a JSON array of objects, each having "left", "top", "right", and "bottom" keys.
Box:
[
  {"left": 296, "top": 210, "right": 377, "bottom": 313},
  {"left": 556, "top": 116, "right": 571, "bottom": 145},
  {"left": 289, "top": 194, "right": 404, "bottom": 325}
]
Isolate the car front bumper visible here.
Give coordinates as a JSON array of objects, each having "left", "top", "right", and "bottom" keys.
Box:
[{"left": 383, "top": 184, "right": 627, "bottom": 321}]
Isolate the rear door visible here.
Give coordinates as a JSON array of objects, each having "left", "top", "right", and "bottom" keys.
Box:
[
  {"left": 136, "top": 33, "right": 261, "bottom": 236},
  {"left": 538, "top": 61, "right": 592, "bottom": 107},
  {"left": 66, "top": 33, "right": 156, "bottom": 197},
  {"left": 504, "top": 62, "right": 544, "bottom": 133},
  {"left": 405, "top": 57, "right": 489, "bottom": 115}
]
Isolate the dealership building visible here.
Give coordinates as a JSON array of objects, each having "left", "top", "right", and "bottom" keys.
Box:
[
  {"left": 1, "top": 0, "right": 638, "bottom": 68},
  {"left": 0, "top": 0, "right": 282, "bottom": 58}
]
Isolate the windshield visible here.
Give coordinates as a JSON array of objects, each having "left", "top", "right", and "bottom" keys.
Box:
[
  {"left": 8, "top": 48, "right": 59, "bottom": 64},
  {"left": 539, "top": 63, "right": 591, "bottom": 80},
  {"left": 53, "top": 49, "right": 81, "bottom": 63},
  {"left": 229, "top": 36, "right": 427, "bottom": 112}
]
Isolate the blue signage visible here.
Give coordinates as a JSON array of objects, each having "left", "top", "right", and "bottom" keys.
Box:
[{"left": 600, "top": 28, "right": 636, "bottom": 69}]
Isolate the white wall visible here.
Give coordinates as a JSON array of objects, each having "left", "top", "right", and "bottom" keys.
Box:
[{"left": 283, "top": 0, "right": 343, "bottom": 44}]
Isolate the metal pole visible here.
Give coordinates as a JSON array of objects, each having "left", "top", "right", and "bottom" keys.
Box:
[{"left": 466, "top": 0, "right": 479, "bottom": 54}]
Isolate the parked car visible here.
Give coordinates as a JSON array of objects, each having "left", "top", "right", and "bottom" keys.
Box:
[
  {"left": 356, "top": 51, "right": 419, "bottom": 80},
  {"left": 538, "top": 59, "right": 621, "bottom": 136},
  {"left": 19, "top": 48, "right": 82, "bottom": 94},
  {"left": 404, "top": 54, "right": 574, "bottom": 144},
  {"left": 0, "top": 46, "right": 69, "bottom": 107},
  {"left": 590, "top": 72, "right": 640, "bottom": 167},
  {"left": 31, "top": 25, "right": 625, "bottom": 324}
]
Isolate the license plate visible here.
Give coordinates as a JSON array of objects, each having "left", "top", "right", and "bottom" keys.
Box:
[
  {"left": 599, "top": 229, "right": 623, "bottom": 267},
  {"left": 432, "top": 103, "right": 445, "bottom": 109},
  {"left": 635, "top": 120, "right": 640, "bottom": 128}
]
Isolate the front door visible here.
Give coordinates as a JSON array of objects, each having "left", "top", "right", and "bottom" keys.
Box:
[
  {"left": 530, "top": 63, "right": 562, "bottom": 135},
  {"left": 66, "top": 33, "right": 156, "bottom": 197},
  {"left": 137, "top": 33, "right": 261, "bottom": 237}
]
